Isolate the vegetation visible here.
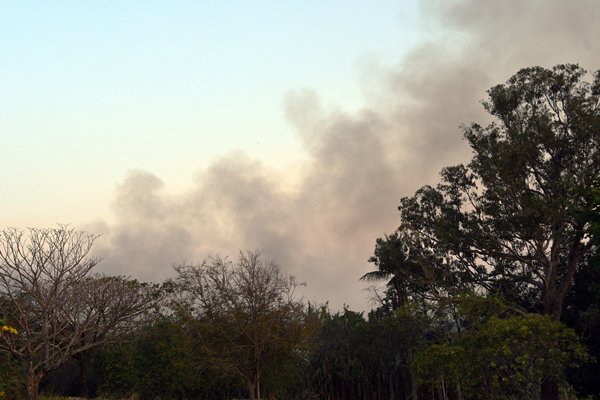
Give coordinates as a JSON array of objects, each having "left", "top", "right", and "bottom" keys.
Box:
[
  {"left": 0, "top": 64, "right": 599, "bottom": 399},
  {"left": 171, "top": 251, "right": 320, "bottom": 400},
  {"left": 0, "top": 227, "right": 165, "bottom": 400},
  {"left": 364, "top": 64, "right": 600, "bottom": 399}
]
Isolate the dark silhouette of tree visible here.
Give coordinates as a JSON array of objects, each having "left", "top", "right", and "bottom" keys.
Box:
[
  {"left": 310, "top": 306, "right": 430, "bottom": 400},
  {"left": 363, "top": 233, "right": 446, "bottom": 312},
  {"left": 373, "top": 64, "right": 599, "bottom": 400}
]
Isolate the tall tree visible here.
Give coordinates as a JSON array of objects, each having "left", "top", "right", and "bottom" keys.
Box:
[
  {"left": 0, "top": 226, "right": 164, "bottom": 400},
  {"left": 380, "top": 64, "right": 599, "bottom": 319},
  {"left": 372, "top": 64, "right": 599, "bottom": 400}
]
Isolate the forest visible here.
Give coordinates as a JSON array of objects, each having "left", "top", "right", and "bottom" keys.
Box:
[{"left": 1, "top": 64, "right": 599, "bottom": 400}]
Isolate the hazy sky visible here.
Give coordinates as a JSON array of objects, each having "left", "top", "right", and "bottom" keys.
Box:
[{"left": 2, "top": 0, "right": 600, "bottom": 310}]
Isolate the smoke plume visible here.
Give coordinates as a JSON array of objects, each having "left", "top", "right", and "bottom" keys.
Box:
[{"left": 93, "top": 0, "right": 600, "bottom": 310}]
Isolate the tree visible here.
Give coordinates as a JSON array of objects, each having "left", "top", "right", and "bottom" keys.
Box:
[
  {"left": 362, "top": 233, "right": 445, "bottom": 312},
  {"left": 372, "top": 64, "right": 599, "bottom": 400},
  {"left": 413, "top": 296, "right": 587, "bottom": 400},
  {"left": 172, "top": 250, "right": 318, "bottom": 400},
  {"left": 562, "top": 248, "right": 600, "bottom": 396},
  {"left": 0, "top": 226, "right": 164, "bottom": 400},
  {"left": 94, "top": 314, "right": 228, "bottom": 400},
  {"left": 579, "top": 177, "right": 600, "bottom": 243},
  {"left": 310, "top": 306, "right": 429, "bottom": 400}
]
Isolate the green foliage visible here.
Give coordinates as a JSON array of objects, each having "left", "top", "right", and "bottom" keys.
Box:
[
  {"left": 414, "top": 301, "right": 588, "bottom": 400},
  {"left": 134, "top": 317, "right": 206, "bottom": 398},
  {"left": 310, "top": 305, "right": 430, "bottom": 400},
  {"left": 0, "top": 351, "right": 24, "bottom": 400},
  {"left": 0, "top": 318, "right": 22, "bottom": 399},
  {"left": 455, "top": 291, "right": 525, "bottom": 330},
  {"left": 563, "top": 250, "right": 600, "bottom": 397},
  {"left": 172, "top": 251, "right": 317, "bottom": 400},
  {"left": 579, "top": 178, "right": 600, "bottom": 243},
  {"left": 95, "top": 315, "right": 223, "bottom": 400},
  {"left": 94, "top": 339, "right": 139, "bottom": 397},
  {"left": 89, "top": 253, "right": 323, "bottom": 400},
  {"left": 364, "top": 233, "right": 443, "bottom": 311}
]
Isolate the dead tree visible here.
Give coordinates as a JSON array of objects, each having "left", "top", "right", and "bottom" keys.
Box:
[{"left": 0, "top": 226, "right": 164, "bottom": 400}]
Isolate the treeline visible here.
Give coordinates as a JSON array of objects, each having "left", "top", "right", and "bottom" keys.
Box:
[
  {"left": 1, "top": 63, "right": 600, "bottom": 400},
  {"left": 4, "top": 279, "right": 600, "bottom": 400},
  {"left": 2, "top": 288, "right": 599, "bottom": 400}
]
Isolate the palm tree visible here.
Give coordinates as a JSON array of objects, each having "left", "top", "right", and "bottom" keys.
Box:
[{"left": 363, "top": 233, "right": 439, "bottom": 311}]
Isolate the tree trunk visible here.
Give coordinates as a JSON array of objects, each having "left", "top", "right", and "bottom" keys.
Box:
[
  {"left": 256, "top": 364, "right": 261, "bottom": 400},
  {"left": 388, "top": 369, "right": 394, "bottom": 400},
  {"left": 440, "top": 375, "right": 448, "bottom": 400},
  {"left": 409, "top": 368, "right": 419, "bottom": 400},
  {"left": 25, "top": 363, "right": 43, "bottom": 400},
  {"left": 541, "top": 377, "right": 559, "bottom": 400},
  {"left": 247, "top": 380, "right": 257, "bottom": 400},
  {"left": 456, "top": 377, "right": 464, "bottom": 400},
  {"left": 542, "top": 273, "right": 568, "bottom": 400},
  {"left": 78, "top": 351, "right": 91, "bottom": 398}
]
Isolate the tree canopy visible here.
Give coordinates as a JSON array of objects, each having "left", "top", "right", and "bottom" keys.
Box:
[
  {"left": 171, "top": 250, "right": 318, "bottom": 400},
  {"left": 369, "top": 64, "right": 600, "bottom": 321}
]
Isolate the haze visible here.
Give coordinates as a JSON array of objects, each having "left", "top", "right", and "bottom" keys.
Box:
[{"left": 2, "top": 0, "right": 600, "bottom": 310}]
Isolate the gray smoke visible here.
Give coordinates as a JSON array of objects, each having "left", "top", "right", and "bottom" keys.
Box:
[{"left": 92, "top": 0, "right": 600, "bottom": 311}]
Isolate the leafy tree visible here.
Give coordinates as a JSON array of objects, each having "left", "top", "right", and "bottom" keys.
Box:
[
  {"left": 414, "top": 306, "right": 587, "bottom": 400},
  {"left": 310, "top": 306, "right": 430, "bottom": 400},
  {"left": 172, "top": 250, "right": 317, "bottom": 400},
  {"left": 563, "top": 250, "right": 600, "bottom": 397},
  {"left": 362, "top": 234, "right": 442, "bottom": 311},
  {"left": 579, "top": 177, "right": 600, "bottom": 243},
  {"left": 0, "top": 352, "right": 22, "bottom": 400},
  {"left": 371, "top": 64, "right": 599, "bottom": 400},
  {"left": 93, "top": 339, "right": 138, "bottom": 398},
  {"left": 310, "top": 309, "right": 369, "bottom": 400},
  {"left": 94, "top": 315, "right": 229, "bottom": 400},
  {"left": 0, "top": 319, "right": 21, "bottom": 400},
  {"left": 381, "top": 64, "right": 600, "bottom": 319}
]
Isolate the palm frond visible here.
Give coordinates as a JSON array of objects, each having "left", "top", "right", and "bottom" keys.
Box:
[{"left": 360, "top": 270, "right": 392, "bottom": 282}]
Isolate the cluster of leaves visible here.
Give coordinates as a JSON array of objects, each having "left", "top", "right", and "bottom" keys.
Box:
[
  {"left": 413, "top": 295, "right": 588, "bottom": 400},
  {"left": 309, "top": 303, "right": 455, "bottom": 400},
  {"left": 92, "top": 315, "right": 237, "bottom": 400},
  {"left": 0, "top": 351, "right": 22, "bottom": 400}
]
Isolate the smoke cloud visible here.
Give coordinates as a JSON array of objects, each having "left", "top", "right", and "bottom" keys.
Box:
[{"left": 93, "top": 0, "right": 600, "bottom": 310}]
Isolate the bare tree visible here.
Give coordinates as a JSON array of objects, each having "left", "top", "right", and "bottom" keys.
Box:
[
  {"left": 0, "top": 226, "right": 164, "bottom": 400},
  {"left": 172, "top": 250, "right": 318, "bottom": 400}
]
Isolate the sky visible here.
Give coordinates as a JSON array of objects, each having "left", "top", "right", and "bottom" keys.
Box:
[{"left": 2, "top": 0, "right": 600, "bottom": 311}]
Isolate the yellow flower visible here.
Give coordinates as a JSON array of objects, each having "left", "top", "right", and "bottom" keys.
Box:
[{"left": 1, "top": 325, "right": 17, "bottom": 334}]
